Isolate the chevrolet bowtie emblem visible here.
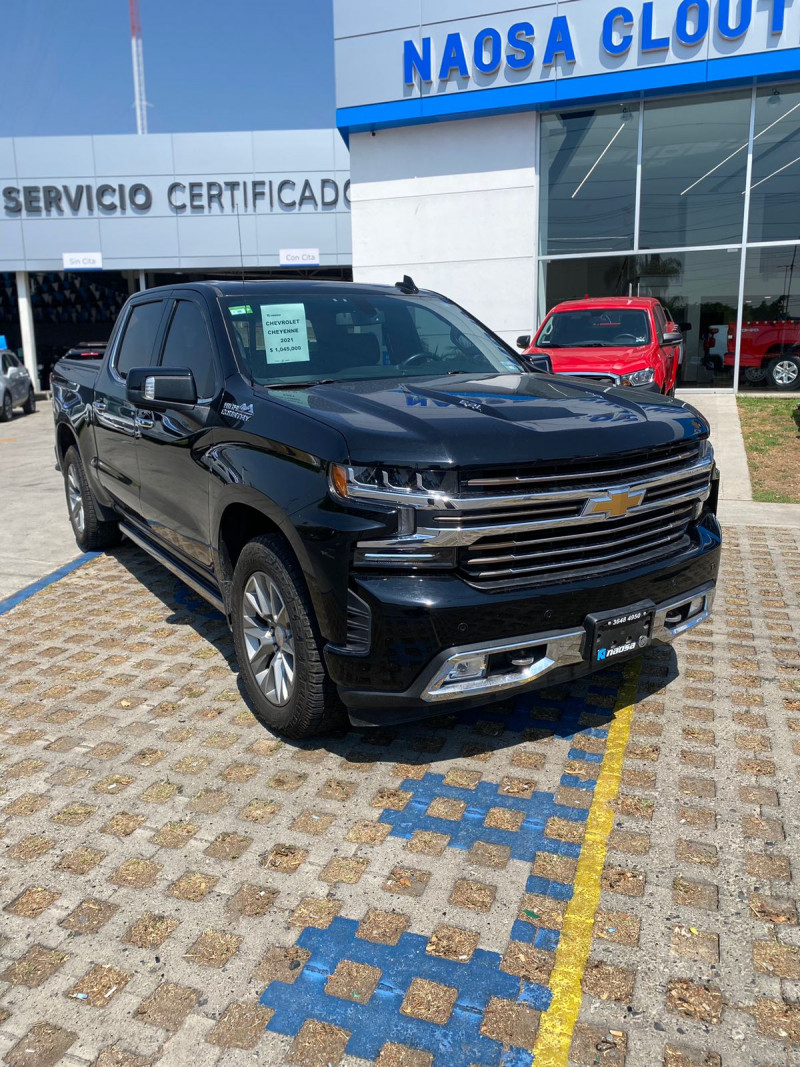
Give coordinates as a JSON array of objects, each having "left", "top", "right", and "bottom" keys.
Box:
[{"left": 583, "top": 489, "right": 645, "bottom": 519}]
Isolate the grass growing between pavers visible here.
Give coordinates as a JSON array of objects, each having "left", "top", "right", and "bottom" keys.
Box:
[{"left": 737, "top": 396, "right": 800, "bottom": 503}]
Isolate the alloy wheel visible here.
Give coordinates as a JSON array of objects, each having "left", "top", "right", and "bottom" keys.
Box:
[
  {"left": 242, "top": 571, "right": 295, "bottom": 705},
  {"left": 67, "top": 466, "right": 85, "bottom": 534},
  {"left": 2, "top": 394, "right": 11, "bottom": 420},
  {"left": 773, "top": 360, "right": 799, "bottom": 386}
]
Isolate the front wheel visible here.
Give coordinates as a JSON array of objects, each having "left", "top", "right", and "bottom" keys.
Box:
[
  {"left": 231, "top": 535, "right": 344, "bottom": 738},
  {"left": 22, "top": 388, "right": 36, "bottom": 415},
  {"left": 0, "top": 392, "right": 12, "bottom": 422},
  {"left": 767, "top": 355, "right": 800, "bottom": 390},
  {"left": 62, "top": 446, "right": 122, "bottom": 551}
]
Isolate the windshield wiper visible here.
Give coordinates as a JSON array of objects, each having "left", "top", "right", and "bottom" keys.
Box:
[{"left": 262, "top": 379, "right": 337, "bottom": 390}]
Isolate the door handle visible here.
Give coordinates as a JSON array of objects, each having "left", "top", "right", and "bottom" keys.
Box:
[
  {"left": 93, "top": 399, "right": 107, "bottom": 413},
  {"left": 135, "top": 412, "right": 154, "bottom": 429}
]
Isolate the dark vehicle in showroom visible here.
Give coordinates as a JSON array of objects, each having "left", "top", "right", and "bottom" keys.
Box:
[{"left": 51, "top": 279, "right": 721, "bottom": 737}]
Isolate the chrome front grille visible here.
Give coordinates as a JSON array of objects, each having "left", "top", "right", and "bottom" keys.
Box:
[
  {"left": 462, "top": 441, "right": 703, "bottom": 497},
  {"left": 355, "top": 439, "right": 714, "bottom": 590},
  {"left": 459, "top": 501, "right": 696, "bottom": 588}
]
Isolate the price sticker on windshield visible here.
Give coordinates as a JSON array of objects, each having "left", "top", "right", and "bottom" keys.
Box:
[{"left": 261, "top": 303, "right": 310, "bottom": 364}]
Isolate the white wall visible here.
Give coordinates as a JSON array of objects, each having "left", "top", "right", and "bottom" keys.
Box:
[{"left": 348, "top": 113, "right": 538, "bottom": 343}]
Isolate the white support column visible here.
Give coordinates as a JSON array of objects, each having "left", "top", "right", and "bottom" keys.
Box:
[
  {"left": 138, "top": 270, "right": 146, "bottom": 291},
  {"left": 15, "top": 271, "right": 40, "bottom": 392},
  {"left": 733, "top": 87, "right": 758, "bottom": 396}
]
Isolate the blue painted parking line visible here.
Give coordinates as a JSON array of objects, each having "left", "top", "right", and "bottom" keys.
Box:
[
  {"left": 379, "top": 772, "right": 585, "bottom": 863},
  {"left": 262, "top": 917, "right": 544, "bottom": 1066},
  {"left": 0, "top": 553, "right": 99, "bottom": 616},
  {"left": 259, "top": 710, "right": 613, "bottom": 1063}
]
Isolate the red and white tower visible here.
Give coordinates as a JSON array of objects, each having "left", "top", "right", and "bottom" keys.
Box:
[{"left": 129, "top": 0, "right": 148, "bottom": 134}]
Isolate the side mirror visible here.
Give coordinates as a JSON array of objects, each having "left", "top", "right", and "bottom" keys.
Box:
[
  {"left": 663, "top": 331, "right": 683, "bottom": 344},
  {"left": 521, "top": 353, "right": 553, "bottom": 374},
  {"left": 516, "top": 334, "right": 532, "bottom": 350},
  {"left": 126, "top": 366, "right": 198, "bottom": 408}
]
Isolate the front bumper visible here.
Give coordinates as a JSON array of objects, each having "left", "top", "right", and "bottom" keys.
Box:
[{"left": 326, "top": 514, "right": 721, "bottom": 725}]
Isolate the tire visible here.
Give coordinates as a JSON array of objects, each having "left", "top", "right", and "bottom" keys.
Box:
[
  {"left": 62, "top": 445, "right": 122, "bottom": 551},
  {"left": 0, "top": 391, "right": 12, "bottom": 422},
  {"left": 767, "top": 355, "right": 800, "bottom": 391},
  {"left": 22, "top": 388, "right": 36, "bottom": 415},
  {"left": 743, "top": 366, "right": 768, "bottom": 385},
  {"left": 231, "top": 534, "right": 344, "bottom": 739}
]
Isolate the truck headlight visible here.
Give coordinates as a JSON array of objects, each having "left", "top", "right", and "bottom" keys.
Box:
[
  {"left": 330, "top": 463, "right": 458, "bottom": 504},
  {"left": 621, "top": 367, "right": 656, "bottom": 387}
]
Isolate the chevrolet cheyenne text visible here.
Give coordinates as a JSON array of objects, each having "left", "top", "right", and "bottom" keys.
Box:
[{"left": 51, "top": 280, "right": 721, "bottom": 737}]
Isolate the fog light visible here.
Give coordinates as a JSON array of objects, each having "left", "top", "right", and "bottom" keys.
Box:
[
  {"left": 444, "top": 655, "right": 487, "bottom": 684},
  {"left": 688, "top": 596, "right": 705, "bottom": 618}
]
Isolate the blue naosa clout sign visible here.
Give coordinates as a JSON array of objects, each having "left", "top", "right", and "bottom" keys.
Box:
[{"left": 403, "top": 0, "right": 791, "bottom": 85}]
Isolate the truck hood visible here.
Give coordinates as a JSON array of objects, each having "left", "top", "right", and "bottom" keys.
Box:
[
  {"left": 528, "top": 345, "right": 654, "bottom": 376},
  {"left": 260, "top": 372, "right": 708, "bottom": 466}
]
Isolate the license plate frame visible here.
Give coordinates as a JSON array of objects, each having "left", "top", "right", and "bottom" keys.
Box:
[{"left": 587, "top": 602, "right": 654, "bottom": 665}]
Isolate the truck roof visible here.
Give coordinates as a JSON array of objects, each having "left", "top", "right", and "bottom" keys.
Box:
[
  {"left": 131, "top": 279, "right": 419, "bottom": 298},
  {"left": 549, "top": 297, "right": 661, "bottom": 312}
]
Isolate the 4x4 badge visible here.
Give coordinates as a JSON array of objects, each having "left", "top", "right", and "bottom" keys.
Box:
[
  {"left": 583, "top": 488, "right": 645, "bottom": 519},
  {"left": 222, "top": 402, "right": 253, "bottom": 422}
]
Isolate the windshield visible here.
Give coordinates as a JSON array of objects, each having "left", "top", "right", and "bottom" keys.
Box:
[
  {"left": 220, "top": 292, "right": 522, "bottom": 385},
  {"left": 536, "top": 308, "right": 651, "bottom": 348}
]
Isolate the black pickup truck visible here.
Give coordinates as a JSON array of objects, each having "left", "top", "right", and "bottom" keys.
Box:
[{"left": 52, "top": 280, "right": 721, "bottom": 737}]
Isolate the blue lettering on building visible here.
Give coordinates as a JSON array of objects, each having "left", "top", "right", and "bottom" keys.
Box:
[
  {"left": 542, "top": 15, "right": 576, "bottom": 65},
  {"left": 675, "top": 0, "right": 710, "bottom": 46},
  {"left": 402, "top": 1, "right": 790, "bottom": 86},
  {"left": 506, "top": 21, "right": 535, "bottom": 71},
  {"left": 602, "top": 6, "right": 635, "bottom": 55},
  {"left": 641, "top": 1, "right": 670, "bottom": 51},
  {"left": 403, "top": 37, "right": 432, "bottom": 84},
  {"left": 473, "top": 27, "right": 503, "bottom": 74},
  {"left": 717, "top": 0, "right": 752, "bottom": 40},
  {"left": 438, "top": 32, "right": 469, "bottom": 80}
]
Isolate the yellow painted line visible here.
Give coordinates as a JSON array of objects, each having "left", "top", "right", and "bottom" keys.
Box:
[{"left": 532, "top": 659, "right": 641, "bottom": 1067}]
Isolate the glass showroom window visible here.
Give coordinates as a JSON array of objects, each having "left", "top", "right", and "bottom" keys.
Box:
[
  {"left": 540, "top": 249, "right": 741, "bottom": 387},
  {"left": 639, "top": 92, "right": 750, "bottom": 249},
  {"left": 749, "top": 85, "right": 800, "bottom": 244},
  {"left": 738, "top": 244, "right": 800, "bottom": 390},
  {"left": 539, "top": 102, "right": 639, "bottom": 255}
]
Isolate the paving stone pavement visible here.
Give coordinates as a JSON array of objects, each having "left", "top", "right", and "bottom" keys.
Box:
[{"left": 1, "top": 530, "right": 799, "bottom": 1066}]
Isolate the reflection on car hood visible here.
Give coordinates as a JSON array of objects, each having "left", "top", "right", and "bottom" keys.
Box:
[
  {"left": 259, "top": 372, "right": 708, "bottom": 466},
  {"left": 532, "top": 346, "right": 655, "bottom": 376}
]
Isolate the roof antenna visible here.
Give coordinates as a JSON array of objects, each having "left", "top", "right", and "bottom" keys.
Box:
[
  {"left": 395, "top": 275, "right": 418, "bottom": 294},
  {"left": 235, "top": 204, "right": 245, "bottom": 287}
]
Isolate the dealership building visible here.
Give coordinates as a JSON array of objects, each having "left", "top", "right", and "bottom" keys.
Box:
[
  {"left": 0, "top": 130, "right": 351, "bottom": 387},
  {"left": 335, "top": 0, "right": 800, "bottom": 389},
  {"left": 3, "top": 1, "right": 800, "bottom": 392}
]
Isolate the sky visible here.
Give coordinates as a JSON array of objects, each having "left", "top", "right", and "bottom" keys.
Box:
[{"left": 0, "top": 0, "right": 336, "bottom": 137}]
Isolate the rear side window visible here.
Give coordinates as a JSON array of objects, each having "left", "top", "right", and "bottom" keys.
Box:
[
  {"left": 159, "top": 301, "right": 217, "bottom": 398},
  {"left": 115, "top": 301, "right": 165, "bottom": 378}
]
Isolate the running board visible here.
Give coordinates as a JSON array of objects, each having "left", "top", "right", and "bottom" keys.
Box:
[{"left": 119, "top": 522, "right": 226, "bottom": 616}]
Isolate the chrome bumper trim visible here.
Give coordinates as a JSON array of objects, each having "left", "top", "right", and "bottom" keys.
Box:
[{"left": 420, "top": 582, "right": 715, "bottom": 702}]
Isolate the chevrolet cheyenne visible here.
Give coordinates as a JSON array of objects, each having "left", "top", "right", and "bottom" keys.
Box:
[{"left": 51, "top": 280, "right": 721, "bottom": 738}]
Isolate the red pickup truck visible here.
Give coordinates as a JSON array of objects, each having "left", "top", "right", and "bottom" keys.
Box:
[
  {"left": 520, "top": 297, "right": 682, "bottom": 395},
  {"left": 723, "top": 321, "right": 800, "bottom": 389}
]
